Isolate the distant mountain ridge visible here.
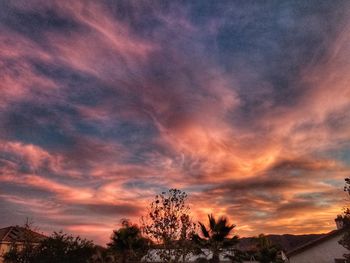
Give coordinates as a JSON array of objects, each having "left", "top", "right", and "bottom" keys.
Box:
[{"left": 237, "top": 233, "right": 327, "bottom": 252}]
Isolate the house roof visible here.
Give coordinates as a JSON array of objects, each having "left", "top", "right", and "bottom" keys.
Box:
[
  {"left": 0, "top": 226, "right": 47, "bottom": 243},
  {"left": 236, "top": 233, "right": 326, "bottom": 252},
  {"left": 286, "top": 228, "right": 346, "bottom": 257}
]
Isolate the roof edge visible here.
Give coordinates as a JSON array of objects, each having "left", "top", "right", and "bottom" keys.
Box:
[{"left": 287, "top": 228, "right": 346, "bottom": 257}]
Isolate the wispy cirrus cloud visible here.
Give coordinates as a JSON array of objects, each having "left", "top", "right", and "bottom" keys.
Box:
[{"left": 1, "top": 0, "right": 350, "bottom": 244}]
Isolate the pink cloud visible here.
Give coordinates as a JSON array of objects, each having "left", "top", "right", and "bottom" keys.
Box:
[{"left": 1, "top": 0, "right": 350, "bottom": 245}]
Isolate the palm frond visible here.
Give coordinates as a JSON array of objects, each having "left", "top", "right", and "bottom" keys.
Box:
[
  {"left": 208, "top": 214, "right": 216, "bottom": 232},
  {"left": 198, "top": 222, "right": 210, "bottom": 239}
]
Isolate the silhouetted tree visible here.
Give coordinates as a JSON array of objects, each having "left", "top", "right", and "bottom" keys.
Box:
[
  {"left": 339, "top": 178, "right": 350, "bottom": 261},
  {"left": 108, "top": 219, "right": 150, "bottom": 263},
  {"left": 142, "top": 189, "right": 197, "bottom": 263},
  {"left": 194, "top": 214, "right": 238, "bottom": 263},
  {"left": 33, "top": 231, "right": 95, "bottom": 263}
]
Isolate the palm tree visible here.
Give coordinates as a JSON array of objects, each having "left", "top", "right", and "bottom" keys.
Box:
[{"left": 195, "top": 214, "right": 239, "bottom": 263}]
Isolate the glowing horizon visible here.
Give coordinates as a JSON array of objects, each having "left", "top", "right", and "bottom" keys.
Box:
[{"left": 1, "top": 0, "right": 350, "bottom": 245}]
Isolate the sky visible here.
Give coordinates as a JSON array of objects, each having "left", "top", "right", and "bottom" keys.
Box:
[{"left": 1, "top": 0, "right": 350, "bottom": 245}]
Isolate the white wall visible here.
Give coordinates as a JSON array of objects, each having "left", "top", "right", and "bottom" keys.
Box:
[{"left": 289, "top": 233, "right": 347, "bottom": 263}]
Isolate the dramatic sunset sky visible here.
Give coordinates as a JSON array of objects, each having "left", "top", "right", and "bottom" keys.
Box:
[{"left": 1, "top": 0, "right": 350, "bottom": 244}]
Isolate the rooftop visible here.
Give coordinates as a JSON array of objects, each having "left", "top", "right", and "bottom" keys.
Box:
[{"left": 0, "top": 226, "right": 47, "bottom": 243}]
